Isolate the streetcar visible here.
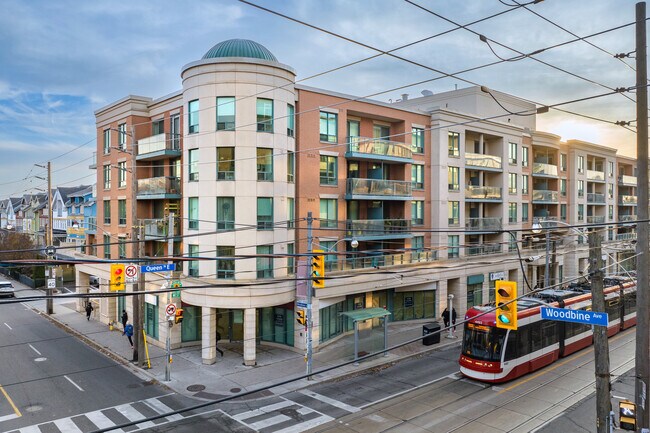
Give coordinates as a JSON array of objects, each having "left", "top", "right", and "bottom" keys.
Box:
[{"left": 459, "top": 276, "right": 636, "bottom": 383}]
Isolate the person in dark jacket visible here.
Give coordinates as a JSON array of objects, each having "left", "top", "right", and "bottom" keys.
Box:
[
  {"left": 121, "top": 309, "right": 128, "bottom": 329},
  {"left": 442, "top": 307, "right": 450, "bottom": 328},
  {"left": 85, "top": 303, "right": 93, "bottom": 321},
  {"left": 123, "top": 322, "right": 134, "bottom": 348}
]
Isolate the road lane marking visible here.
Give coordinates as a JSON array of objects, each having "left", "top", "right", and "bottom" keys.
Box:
[
  {"left": 298, "top": 389, "right": 361, "bottom": 412},
  {"left": 28, "top": 344, "right": 41, "bottom": 356},
  {"left": 0, "top": 413, "right": 19, "bottom": 422},
  {"left": 4, "top": 323, "right": 11, "bottom": 330},
  {"left": 0, "top": 383, "right": 21, "bottom": 418},
  {"left": 64, "top": 375, "right": 84, "bottom": 392}
]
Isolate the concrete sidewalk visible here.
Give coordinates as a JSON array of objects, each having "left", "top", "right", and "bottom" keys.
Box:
[{"left": 28, "top": 292, "right": 461, "bottom": 402}]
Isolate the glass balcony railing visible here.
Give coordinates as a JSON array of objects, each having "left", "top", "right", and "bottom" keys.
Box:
[
  {"left": 464, "top": 152, "right": 502, "bottom": 170},
  {"left": 346, "top": 178, "right": 412, "bottom": 198},
  {"left": 619, "top": 195, "right": 638, "bottom": 205},
  {"left": 85, "top": 217, "right": 97, "bottom": 233},
  {"left": 618, "top": 174, "right": 637, "bottom": 185},
  {"left": 532, "top": 190, "right": 559, "bottom": 202},
  {"left": 347, "top": 137, "right": 412, "bottom": 160},
  {"left": 532, "top": 162, "right": 558, "bottom": 176},
  {"left": 619, "top": 215, "right": 637, "bottom": 222},
  {"left": 89, "top": 152, "right": 97, "bottom": 169},
  {"left": 143, "top": 218, "right": 180, "bottom": 239},
  {"left": 587, "top": 193, "right": 606, "bottom": 204},
  {"left": 587, "top": 216, "right": 605, "bottom": 224},
  {"left": 465, "top": 185, "right": 502, "bottom": 200},
  {"left": 465, "top": 217, "right": 502, "bottom": 231},
  {"left": 137, "top": 176, "right": 181, "bottom": 197},
  {"left": 587, "top": 169, "right": 605, "bottom": 181},
  {"left": 346, "top": 219, "right": 411, "bottom": 238},
  {"left": 137, "top": 133, "right": 180, "bottom": 157},
  {"left": 322, "top": 250, "right": 439, "bottom": 272},
  {"left": 466, "top": 243, "right": 502, "bottom": 256}
]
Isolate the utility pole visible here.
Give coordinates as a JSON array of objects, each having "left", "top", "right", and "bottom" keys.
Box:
[
  {"left": 306, "top": 211, "right": 313, "bottom": 379},
  {"left": 635, "top": 2, "right": 650, "bottom": 429},
  {"left": 165, "top": 212, "right": 174, "bottom": 381},
  {"left": 46, "top": 161, "right": 53, "bottom": 315},
  {"left": 589, "top": 232, "right": 611, "bottom": 433},
  {"left": 128, "top": 125, "right": 144, "bottom": 365}
]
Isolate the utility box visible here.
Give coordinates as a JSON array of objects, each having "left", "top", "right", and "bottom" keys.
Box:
[{"left": 423, "top": 322, "right": 441, "bottom": 346}]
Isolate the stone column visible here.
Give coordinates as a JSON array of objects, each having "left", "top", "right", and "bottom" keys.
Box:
[
  {"left": 202, "top": 306, "right": 216, "bottom": 365},
  {"left": 243, "top": 308, "right": 256, "bottom": 366}
]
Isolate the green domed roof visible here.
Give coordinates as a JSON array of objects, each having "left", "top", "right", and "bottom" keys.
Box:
[{"left": 202, "top": 39, "right": 277, "bottom": 62}]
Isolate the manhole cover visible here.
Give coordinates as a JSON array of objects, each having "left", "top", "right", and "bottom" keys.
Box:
[
  {"left": 187, "top": 384, "right": 206, "bottom": 392},
  {"left": 230, "top": 388, "right": 241, "bottom": 393}
]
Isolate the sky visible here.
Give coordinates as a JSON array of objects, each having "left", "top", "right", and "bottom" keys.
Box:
[{"left": 0, "top": 0, "right": 645, "bottom": 198}]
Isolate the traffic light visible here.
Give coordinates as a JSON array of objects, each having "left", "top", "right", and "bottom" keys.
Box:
[
  {"left": 311, "top": 250, "right": 325, "bottom": 289},
  {"left": 175, "top": 308, "right": 184, "bottom": 324},
  {"left": 296, "top": 309, "right": 306, "bottom": 326},
  {"left": 619, "top": 400, "right": 636, "bottom": 431},
  {"left": 495, "top": 280, "right": 517, "bottom": 330},
  {"left": 110, "top": 264, "right": 125, "bottom": 292}
]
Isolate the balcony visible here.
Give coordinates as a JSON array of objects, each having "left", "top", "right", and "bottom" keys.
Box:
[
  {"left": 346, "top": 219, "right": 412, "bottom": 240},
  {"left": 587, "top": 193, "right": 606, "bottom": 204},
  {"left": 532, "top": 162, "right": 558, "bottom": 177},
  {"left": 465, "top": 217, "right": 502, "bottom": 231},
  {"left": 137, "top": 176, "right": 181, "bottom": 200},
  {"left": 586, "top": 169, "right": 605, "bottom": 182},
  {"left": 532, "top": 189, "right": 559, "bottom": 203},
  {"left": 618, "top": 174, "right": 637, "bottom": 186},
  {"left": 587, "top": 216, "right": 605, "bottom": 224},
  {"left": 464, "top": 152, "right": 502, "bottom": 170},
  {"left": 85, "top": 217, "right": 97, "bottom": 235},
  {"left": 619, "top": 215, "right": 637, "bottom": 222},
  {"left": 136, "top": 133, "right": 181, "bottom": 161},
  {"left": 466, "top": 243, "right": 502, "bottom": 256},
  {"left": 89, "top": 152, "right": 97, "bottom": 169},
  {"left": 346, "top": 178, "right": 412, "bottom": 200},
  {"left": 143, "top": 218, "right": 180, "bottom": 241},
  {"left": 616, "top": 232, "right": 637, "bottom": 241},
  {"left": 619, "top": 195, "right": 638, "bottom": 205},
  {"left": 465, "top": 185, "right": 502, "bottom": 201},
  {"left": 346, "top": 137, "right": 412, "bottom": 163}
]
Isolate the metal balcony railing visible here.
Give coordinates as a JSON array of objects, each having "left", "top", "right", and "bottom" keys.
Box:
[
  {"left": 465, "top": 185, "right": 502, "bottom": 200},
  {"left": 587, "top": 216, "right": 605, "bottom": 224},
  {"left": 618, "top": 174, "right": 637, "bottom": 185},
  {"left": 619, "top": 195, "right": 638, "bottom": 205},
  {"left": 466, "top": 243, "right": 502, "bottom": 256},
  {"left": 587, "top": 169, "right": 605, "bottom": 181},
  {"left": 346, "top": 219, "right": 411, "bottom": 238},
  {"left": 619, "top": 215, "right": 637, "bottom": 222},
  {"left": 587, "top": 193, "right": 606, "bottom": 204},
  {"left": 616, "top": 232, "right": 637, "bottom": 241},
  {"left": 465, "top": 217, "right": 502, "bottom": 231},
  {"left": 532, "top": 190, "right": 559, "bottom": 202},
  {"left": 137, "top": 176, "right": 181, "bottom": 196},
  {"left": 346, "top": 178, "right": 412, "bottom": 198},
  {"left": 347, "top": 137, "right": 412, "bottom": 160},
  {"left": 532, "top": 162, "right": 558, "bottom": 176},
  {"left": 464, "top": 152, "right": 502, "bottom": 170}
]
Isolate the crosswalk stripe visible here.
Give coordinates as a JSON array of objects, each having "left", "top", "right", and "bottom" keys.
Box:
[
  {"left": 86, "top": 410, "right": 119, "bottom": 431},
  {"left": 18, "top": 426, "right": 41, "bottom": 433},
  {"left": 53, "top": 417, "right": 83, "bottom": 433},
  {"left": 298, "top": 390, "right": 361, "bottom": 413},
  {"left": 273, "top": 414, "right": 334, "bottom": 433},
  {"left": 248, "top": 414, "right": 291, "bottom": 430},
  {"left": 115, "top": 403, "right": 155, "bottom": 429},
  {"left": 142, "top": 397, "right": 183, "bottom": 422},
  {"left": 232, "top": 399, "right": 295, "bottom": 421}
]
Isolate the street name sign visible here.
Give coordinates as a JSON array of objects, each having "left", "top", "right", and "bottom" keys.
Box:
[
  {"left": 541, "top": 307, "right": 608, "bottom": 327},
  {"left": 140, "top": 264, "right": 176, "bottom": 273}
]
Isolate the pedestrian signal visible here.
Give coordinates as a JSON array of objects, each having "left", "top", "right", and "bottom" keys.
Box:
[
  {"left": 495, "top": 280, "right": 517, "bottom": 330},
  {"left": 110, "top": 264, "right": 125, "bottom": 292},
  {"left": 311, "top": 250, "right": 325, "bottom": 289},
  {"left": 175, "top": 308, "right": 184, "bottom": 324},
  {"left": 296, "top": 309, "right": 306, "bottom": 326},
  {"left": 619, "top": 400, "right": 636, "bottom": 431}
]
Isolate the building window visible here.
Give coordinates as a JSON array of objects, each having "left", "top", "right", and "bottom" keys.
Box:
[
  {"left": 287, "top": 198, "right": 295, "bottom": 228},
  {"left": 608, "top": 161, "right": 614, "bottom": 177},
  {"left": 103, "top": 200, "right": 111, "bottom": 225},
  {"left": 286, "top": 243, "right": 295, "bottom": 275},
  {"left": 217, "top": 197, "right": 235, "bottom": 230},
  {"left": 188, "top": 197, "right": 198, "bottom": 230},
  {"left": 216, "top": 97, "right": 235, "bottom": 130},
  {"left": 509, "top": 173, "right": 517, "bottom": 194},
  {"left": 103, "top": 164, "right": 111, "bottom": 189},
  {"left": 561, "top": 204, "right": 567, "bottom": 221},
  {"left": 257, "top": 98, "right": 273, "bottom": 132},
  {"left": 188, "top": 244, "right": 199, "bottom": 277},
  {"left": 609, "top": 205, "right": 614, "bottom": 220},
  {"left": 578, "top": 155, "right": 584, "bottom": 173},
  {"left": 448, "top": 235, "right": 459, "bottom": 259},
  {"left": 216, "top": 246, "right": 235, "bottom": 279},
  {"left": 509, "top": 142, "right": 517, "bottom": 164},
  {"left": 522, "top": 174, "right": 528, "bottom": 194},
  {"left": 411, "top": 200, "right": 424, "bottom": 225},
  {"left": 287, "top": 151, "right": 295, "bottom": 183},
  {"left": 348, "top": 120, "right": 360, "bottom": 141},
  {"left": 578, "top": 180, "right": 584, "bottom": 197},
  {"left": 319, "top": 199, "right": 337, "bottom": 228},
  {"left": 560, "top": 153, "right": 567, "bottom": 171},
  {"left": 152, "top": 119, "right": 164, "bottom": 135},
  {"left": 608, "top": 183, "right": 614, "bottom": 199},
  {"left": 448, "top": 201, "right": 459, "bottom": 226},
  {"left": 522, "top": 203, "right": 529, "bottom": 222},
  {"left": 217, "top": 147, "right": 235, "bottom": 180},
  {"left": 320, "top": 155, "right": 337, "bottom": 185},
  {"left": 257, "top": 148, "right": 273, "bottom": 181},
  {"left": 508, "top": 202, "right": 517, "bottom": 223},
  {"left": 118, "top": 123, "right": 127, "bottom": 150},
  {"left": 412, "top": 127, "right": 424, "bottom": 154},
  {"left": 320, "top": 241, "right": 338, "bottom": 270},
  {"left": 257, "top": 197, "right": 273, "bottom": 230},
  {"left": 560, "top": 179, "right": 567, "bottom": 196},
  {"left": 103, "top": 129, "right": 110, "bottom": 154},
  {"left": 467, "top": 282, "right": 484, "bottom": 309},
  {"left": 448, "top": 167, "right": 459, "bottom": 191},
  {"left": 257, "top": 245, "right": 273, "bottom": 278},
  {"left": 287, "top": 104, "right": 295, "bottom": 137},
  {"left": 374, "top": 124, "right": 390, "bottom": 140},
  {"left": 509, "top": 234, "right": 518, "bottom": 253},
  {"left": 118, "top": 199, "right": 126, "bottom": 225},
  {"left": 522, "top": 146, "right": 529, "bottom": 167},
  {"left": 188, "top": 100, "right": 199, "bottom": 134},
  {"left": 448, "top": 131, "right": 459, "bottom": 157},
  {"left": 171, "top": 114, "right": 180, "bottom": 149},
  {"left": 319, "top": 111, "right": 338, "bottom": 143},
  {"left": 189, "top": 149, "right": 199, "bottom": 181},
  {"left": 578, "top": 204, "right": 584, "bottom": 221},
  {"left": 412, "top": 164, "right": 424, "bottom": 190},
  {"left": 103, "top": 234, "right": 111, "bottom": 259},
  {"left": 118, "top": 162, "right": 127, "bottom": 188},
  {"left": 412, "top": 236, "right": 424, "bottom": 252},
  {"left": 118, "top": 238, "right": 126, "bottom": 259}
]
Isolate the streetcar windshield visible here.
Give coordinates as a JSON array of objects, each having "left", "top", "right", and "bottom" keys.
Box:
[{"left": 461, "top": 323, "right": 506, "bottom": 362}]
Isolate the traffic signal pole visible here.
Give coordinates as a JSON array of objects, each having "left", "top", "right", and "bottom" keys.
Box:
[{"left": 306, "top": 211, "right": 313, "bottom": 379}]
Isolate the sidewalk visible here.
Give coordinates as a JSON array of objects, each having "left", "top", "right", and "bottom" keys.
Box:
[{"left": 32, "top": 295, "right": 461, "bottom": 402}]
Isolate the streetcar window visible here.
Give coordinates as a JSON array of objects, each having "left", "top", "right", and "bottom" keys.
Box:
[
  {"left": 461, "top": 326, "right": 506, "bottom": 362},
  {"left": 504, "top": 330, "right": 517, "bottom": 361},
  {"left": 541, "top": 321, "right": 558, "bottom": 347},
  {"left": 516, "top": 325, "right": 531, "bottom": 357},
  {"left": 624, "top": 291, "right": 636, "bottom": 314},
  {"left": 531, "top": 322, "right": 543, "bottom": 353}
]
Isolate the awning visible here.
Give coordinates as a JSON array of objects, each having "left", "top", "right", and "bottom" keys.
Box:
[{"left": 340, "top": 307, "right": 391, "bottom": 322}]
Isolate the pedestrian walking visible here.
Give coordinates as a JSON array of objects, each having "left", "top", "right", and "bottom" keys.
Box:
[
  {"left": 123, "top": 322, "right": 134, "bottom": 348},
  {"left": 452, "top": 307, "right": 457, "bottom": 331},
  {"left": 85, "top": 302, "right": 93, "bottom": 321},
  {"left": 216, "top": 331, "right": 224, "bottom": 357},
  {"left": 442, "top": 307, "right": 450, "bottom": 328},
  {"left": 121, "top": 309, "right": 128, "bottom": 329}
]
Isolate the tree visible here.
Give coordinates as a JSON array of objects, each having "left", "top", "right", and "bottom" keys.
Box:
[{"left": 0, "top": 231, "right": 39, "bottom": 278}]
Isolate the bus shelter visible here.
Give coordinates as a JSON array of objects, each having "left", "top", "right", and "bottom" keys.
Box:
[{"left": 340, "top": 308, "right": 391, "bottom": 365}]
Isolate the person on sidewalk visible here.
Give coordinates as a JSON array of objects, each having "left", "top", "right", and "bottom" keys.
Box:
[
  {"left": 442, "top": 307, "right": 450, "bottom": 329},
  {"left": 451, "top": 307, "right": 457, "bottom": 331},
  {"left": 121, "top": 309, "right": 128, "bottom": 329},
  {"left": 123, "top": 322, "right": 134, "bottom": 348},
  {"left": 216, "top": 331, "right": 224, "bottom": 357},
  {"left": 85, "top": 302, "right": 93, "bottom": 321}
]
